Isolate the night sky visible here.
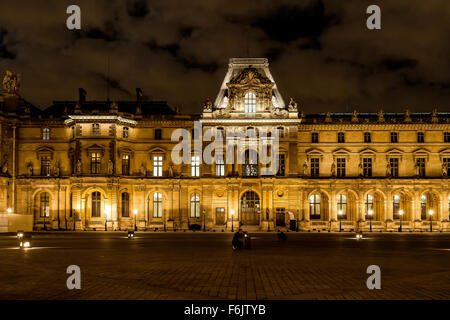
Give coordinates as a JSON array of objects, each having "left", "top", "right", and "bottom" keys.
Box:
[{"left": 0, "top": 0, "right": 449, "bottom": 114}]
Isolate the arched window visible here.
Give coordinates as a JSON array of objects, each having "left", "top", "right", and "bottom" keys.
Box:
[
  {"left": 309, "top": 194, "right": 321, "bottom": 219},
  {"left": 420, "top": 194, "right": 427, "bottom": 220},
  {"left": 121, "top": 192, "right": 130, "bottom": 217},
  {"left": 190, "top": 193, "right": 200, "bottom": 218},
  {"left": 337, "top": 194, "right": 347, "bottom": 219},
  {"left": 244, "top": 92, "right": 256, "bottom": 113},
  {"left": 92, "top": 191, "right": 101, "bottom": 217},
  {"left": 153, "top": 192, "right": 162, "bottom": 218},
  {"left": 40, "top": 192, "right": 50, "bottom": 217},
  {"left": 365, "top": 194, "right": 374, "bottom": 219},
  {"left": 243, "top": 149, "right": 258, "bottom": 177},
  {"left": 393, "top": 194, "right": 400, "bottom": 219}
]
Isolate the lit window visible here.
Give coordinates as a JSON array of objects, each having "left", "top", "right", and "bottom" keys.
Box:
[
  {"left": 365, "top": 194, "right": 374, "bottom": 219},
  {"left": 122, "top": 154, "right": 130, "bottom": 175},
  {"left": 40, "top": 192, "right": 50, "bottom": 217},
  {"left": 421, "top": 195, "right": 427, "bottom": 220},
  {"left": 337, "top": 194, "right": 347, "bottom": 219},
  {"left": 91, "top": 152, "right": 101, "bottom": 174},
  {"left": 215, "top": 154, "right": 224, "bottom": 177},
  {"left": 191, "top": 155, "right": 200, "bottom": 177},
  {"left": 153, "top": 192, "right": 162, "bottom": 218},
  {"left": 190, "top": 193, "right": 200, "bottom": 218},
  {"left": 393, "top": 194, "right": 400, "bottom": 219},
  {"left": 153, "top": 155, "right": 163, "bottom": 177},
  {"left": 244, "top": 92, "right": 256, "bottom": 113},
  {"left": 42, "top": 128, "right": 50, "bottom": 140},
  {"left": 309, "top": 194, "right": 321, "bottom": 219},
  {"left": 242, "top": 149, "right": 258, "bottom": 177}
]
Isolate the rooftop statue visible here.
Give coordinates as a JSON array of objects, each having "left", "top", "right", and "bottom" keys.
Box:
[
  {"left": 288, "top": 98, "right": 298, "bottom": 112},
  {"left": 377, "top": 109, "right": 385, "bottom": 122},
  {"left": 351, "top": 110, "right": 358, "bottom": 122},
  {"left": 2, "top": 70, "right": 20, "bottom": 95}
]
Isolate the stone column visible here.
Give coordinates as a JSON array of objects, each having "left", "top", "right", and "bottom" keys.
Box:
[{"left": 330, "top": 190, "right": 337, "bottom": 221}]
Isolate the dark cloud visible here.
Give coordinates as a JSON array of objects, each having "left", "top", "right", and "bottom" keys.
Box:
[{"left": 0, "top": 0, "right": 449, "bottom": 114}]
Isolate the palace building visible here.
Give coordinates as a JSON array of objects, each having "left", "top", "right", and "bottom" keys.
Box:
[{"left": 0, "top": 58, "right": 449, "bottom": 232}]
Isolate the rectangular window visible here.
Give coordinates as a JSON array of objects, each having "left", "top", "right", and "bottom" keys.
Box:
[
  {"left": 215, "top": 154, "right": 225, "bottom": 177},
  {"left": 416, "top": 158, "right": 426, "bottom": 177},
  {"left": 153, "top": 155, "right": 163, "bottom": 177},
  {"left": 390, "top": 132, "right": 398, "bottom": 143},
  {"left": 122, "top": 154, "right": 130, "bottom": 175},
  {"left": 276, "top": 154, "right": 286, "bottom": 176},
  {"left": 155, "top": 129, "right": 162, "bottom": 140},
  {"left": 42, "top": 128, "right": 50, "bottom": 140},
  {"left": 390, "top": 158, "right": 399, "bottom": 177},
  {"left": 122, "top": 127, "right": 129, "bottom": 138},
  {"left": 215, "top": 207, "right": 225, "bottom": 225},
  {"left": 153, "top": 193, "right": 163, "bottom": 218},
  {"left": 191, "top": 155, "right": 200, "bottom": 177},
  {"left": 277, "top": 127, "right": 285, "bottom": 138},
  {"left": 337, "top": 158, "right": 346, "bottom": 177},
  {"left": 393, "top": 195, "right": 400, "bottom": 220},
  {"left": 310, "top": 158, "right": 320, "bottom": 177},
  {"left": 41, "top": 156, "right": 51, "bottom": 176},
  {"left": 190, "top": 194, "right": 200, "bottom": 218},
  {"left": 92, "top": 124, "right": 100, "bottom": 136},
  {"left": 363, "top": 158, "right": 372, "bottom": 177},
  {"left": 276, "top": 208, "right": 286, "bottom": 226},
  {"left": 91, "top": 152, "right": 101, "bottom": 174},
  {"left": 121, "top": 193, "right": 130, "bottom": 217},
  {"left": 311, "top": 132, "right": 319, "bottom": 143},
  {"left": 445, "top": 132, "right": 450, "bottom": 143},
  {"left": 338, "top": 132, "right": 345, "bottom": 143},
  {"left": 364, "top": 132, "right": 371, "bottom": 143},
  {"left": 417, "top": 132, "right": 424, "bottom": 143}
]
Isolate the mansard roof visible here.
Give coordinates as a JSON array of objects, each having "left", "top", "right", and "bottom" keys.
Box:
[
  {"left": 214, "top": 58, "right": 285, "bottom": 109},
  {"left": 43, "top": 99, "right": 176, "bottom": 118},
  {"left": 303, "top": 112, "right": 450, "bottom": 124}
]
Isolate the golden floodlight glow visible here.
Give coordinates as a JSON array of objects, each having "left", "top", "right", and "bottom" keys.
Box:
[
  {"left": 230, "top": 209, "right": 235, "bottom": 215},
  {"left": 368, "top": 209, "right": 373, "bottom": 216},
  {"left": 7, "top": 208, "right": 12, "bottom": 213},
  {"left": 338, "top": 209, "right": 343, "bottom": 215},
  {"left": 399, "top": 209, "right": 404, "bottom": 215},
  {"left": 429, "top": 209, "right": 434, "bottom": 216},
  {"left": 133, "top": 209, "right": 138, "bottom": 215}
]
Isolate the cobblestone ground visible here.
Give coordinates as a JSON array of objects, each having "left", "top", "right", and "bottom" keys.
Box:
[{"left": 0, "top": 232, "right": 449, "bottom": 300}]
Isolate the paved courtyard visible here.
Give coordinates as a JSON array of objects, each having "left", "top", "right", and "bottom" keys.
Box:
[{"left": 0, "top": 231, "right": 449, "bottom": 300}]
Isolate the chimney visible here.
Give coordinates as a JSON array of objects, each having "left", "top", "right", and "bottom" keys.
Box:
[{"left": 78, "top": 88, "right": 87, "bottom": 104}]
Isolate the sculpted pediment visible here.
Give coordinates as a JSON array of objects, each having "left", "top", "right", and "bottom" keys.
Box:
[{"left": 228, "top": 67, "right": 272, "bottom": 86}]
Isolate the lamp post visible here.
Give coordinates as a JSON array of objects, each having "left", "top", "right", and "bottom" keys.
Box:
[
  {"left": 429, "top": 209, "right": 434, "bottom": 232},
  {"left": 399, "top": 209, "right": 403, "bottom": 232},
  {"left": 104, "top": 209, "right": 108, "bottom": 231},
  {"left": 230, "top": 209, "right": 235, "bottom": 232},
  {"left": 203, "top": 209, "right": 206, "bottom": 232},
  {"left": 133, "top": 209, "right": 138, "bottom": 231},
  {"left": 338, "top": 209, "right": 342, "bottom": 232},
  {"left": 368, "top": 209, "right": 373, "bottom": 232},
  {"left": 164, "top": 209, "right": 167, "bottom": 232}
]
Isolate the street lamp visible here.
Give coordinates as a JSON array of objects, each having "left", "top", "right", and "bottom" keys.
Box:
[
  {"left": 164, "top": 209, "right": 167, "bottom": 232},
  {"left": 7, "top": 208, "right": 12, "bottom": 213},
  {"left": 133, "top": 209, "right": 138, "bottom": 231},
  {"left": 338, "top": 209, "right": 343, "bottom": 232},
  {"left": 230, "top": 210, "right": 235, "bottom": 232},
  {"left": 398, "top": 209, "right": 403, "bottom": 232},
  {"left": 104, "top": 209, "right": 109, "bottom": 231},
  {"left": 203, "top": 209, "right": 206, "bottom": 232},
  {"left": 368, "top": 209, "right": 373, "bottom": 232},
  {"left": 429, "top": 209, "right": 434, "bottom": 232}
]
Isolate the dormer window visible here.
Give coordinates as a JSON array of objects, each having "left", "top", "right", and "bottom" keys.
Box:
[{"left": 244, "top": 92, "right": 256, "bottom": 113}]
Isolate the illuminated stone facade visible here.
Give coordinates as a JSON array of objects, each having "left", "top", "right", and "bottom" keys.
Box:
[{"left": 0, "top": 58, "right": 449, "bottom": 232}]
